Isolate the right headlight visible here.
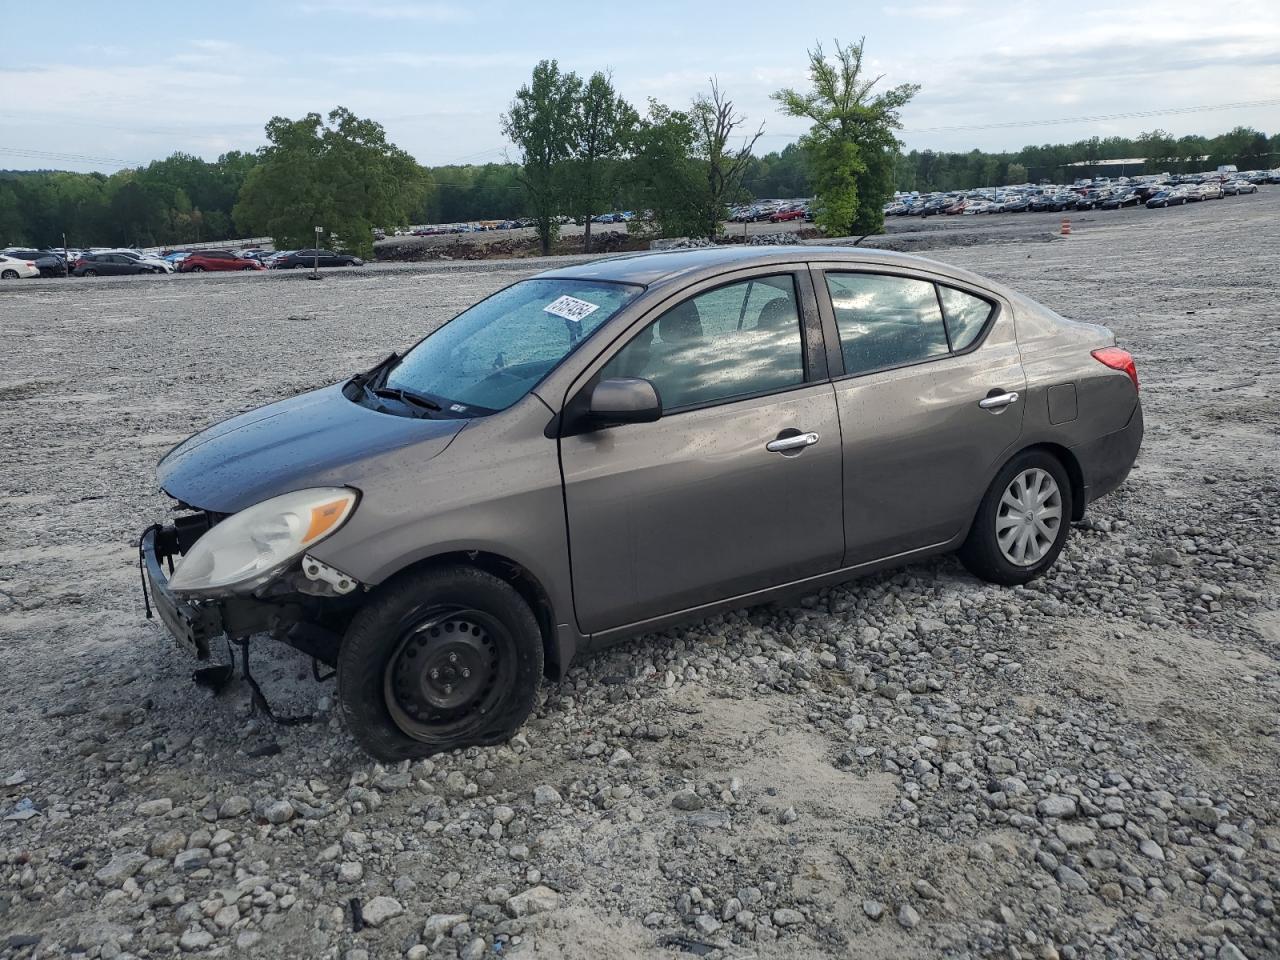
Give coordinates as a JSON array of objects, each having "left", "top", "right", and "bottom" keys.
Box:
[{"left": 168, "top": 487, "right": 358, "bottom": 597}]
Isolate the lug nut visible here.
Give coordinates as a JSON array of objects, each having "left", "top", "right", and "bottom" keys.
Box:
[
  {"left": 461, "top": 668, "right": 471, "bottom": 678},
  {"left": 430, "top": 668, "right": 439, "bottom": 679}
]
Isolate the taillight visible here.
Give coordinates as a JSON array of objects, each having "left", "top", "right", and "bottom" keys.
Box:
[{"left": 1092, "top": 346, "right": 1138, "bottom": 391}]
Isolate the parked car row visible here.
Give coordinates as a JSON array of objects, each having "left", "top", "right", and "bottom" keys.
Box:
[
  {"left": 729, "top": 199, "right": 812, "bottom": 223},
  {"left": 885, "top": 169, "right": 1275, "bottom": 219},
  {"left": 0, "top": 244, "right": 366, "bottom": 279}
]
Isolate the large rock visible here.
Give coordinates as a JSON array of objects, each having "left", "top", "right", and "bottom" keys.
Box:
[
  {"left": 505, "top": 885, "right": 561, "bottom": 917},
  {"left": 361, "top": 896, "right": 404, "bottom": 927},
  {"left": 179, "top": 927, "right": 214, "bottom": 952},
  {"left": 256, "top": 798, "right": 295, "bottom": 825},
  {"left": 135, "top": 798, "right": 173, "bottom": 817},
  {"left": 94, "top": 851, "right": 148, "bottom": 886},
  {"left": 532, "top": 785, "right": 562, "bottom": 807},
  {"left": 1037, "top": 795, "right": 1078, "bottom": 819},
  {"left": 423, "top": 913, "right": 470, "bottom": 938}
]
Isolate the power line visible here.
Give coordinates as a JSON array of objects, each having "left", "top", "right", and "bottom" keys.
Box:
[
  {"left": 0, "top": 146, "right": 144, "bottom": 168},
  {"left": 907, "top": 98, "right": 1280, "bottom": 134}
]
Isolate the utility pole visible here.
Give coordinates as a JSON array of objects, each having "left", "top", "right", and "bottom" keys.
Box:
[{"left": 311, "top": 226, "right": 322, "bottom": 280}]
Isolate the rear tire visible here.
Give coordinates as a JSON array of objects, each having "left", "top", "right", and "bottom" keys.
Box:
[
  {"left": 191, "top": 266, "right": 205, "bottom": 272},
  {"left": 1, "top": 270, "right": 17, "bottom": 280},
  {"left": 337, "top": 564, "right": 543, "bottom": 761},
  {"left": 959, "top": 449, "right": 1073, "bottom": 586}
]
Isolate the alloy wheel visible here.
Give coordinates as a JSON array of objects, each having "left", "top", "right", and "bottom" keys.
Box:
[{"left": 996, "top": 467, "right": 1063, "bottom": 566}]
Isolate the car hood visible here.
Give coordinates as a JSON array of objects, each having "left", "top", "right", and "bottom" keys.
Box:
[{"left": 157, "top": 383, "right": 466, "bottom": 513}]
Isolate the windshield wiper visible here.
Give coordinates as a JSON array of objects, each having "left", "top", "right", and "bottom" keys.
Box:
[
  {"left": 372, "top": 385, "right": 442, "bottom": 411},
  {"left": 352, "top": 352, "right": 399, "bottom": 389}
]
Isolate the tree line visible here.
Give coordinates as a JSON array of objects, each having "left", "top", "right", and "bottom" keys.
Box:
[
  {"left": 0, "top": 39, "right": 909, "bottom": 254},
  {"left": 2, "top": 38, "right": 1275, "bottom": 255},
  {"left": 895, "top": 126, "right": 1279, "bottom": 194}
]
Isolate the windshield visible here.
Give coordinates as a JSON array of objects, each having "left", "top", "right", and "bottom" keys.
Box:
[{"left": 385, "top": 278, "right": 642, "bottom": 414}]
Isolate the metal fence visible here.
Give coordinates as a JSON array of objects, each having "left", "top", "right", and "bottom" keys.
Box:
[{"left": 139, "top": 237, "right": 274, "bottom": 256}]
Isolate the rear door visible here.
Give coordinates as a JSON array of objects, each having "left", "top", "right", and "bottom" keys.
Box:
[
  {"left": 812, "top": 264, "right": 1026, "bottom": 565},
  {"left": 559, "top": 267, "right": 844, "bottom": 635}
]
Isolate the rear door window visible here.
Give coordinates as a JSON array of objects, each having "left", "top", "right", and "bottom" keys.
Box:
[{"left": 824, "top": 273, "right": 949, "bottom": 376}]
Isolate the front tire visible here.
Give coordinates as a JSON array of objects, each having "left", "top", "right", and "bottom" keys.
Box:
[
  {"left": 959, "top": 450, "right": 1073, "bottom": 586},
  {"left": 337, "top": 564, "right": 543, "bottom": 761}
]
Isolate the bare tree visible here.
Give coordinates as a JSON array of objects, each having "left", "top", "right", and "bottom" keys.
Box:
[{"left": 691, "top": 80, "right": 764, "bottom": 240}]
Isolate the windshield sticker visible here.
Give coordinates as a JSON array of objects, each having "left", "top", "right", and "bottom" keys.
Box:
[{"left": 544, "top": 295, "right": 600, "bottom": 324}]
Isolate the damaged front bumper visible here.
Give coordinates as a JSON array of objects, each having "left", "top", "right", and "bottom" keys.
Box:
[
  {"left": 139, "top": 523, "right": 350, "bottom": 664},
  {"left": 140, "top": 525, "right": 278, "bottom": 659}
]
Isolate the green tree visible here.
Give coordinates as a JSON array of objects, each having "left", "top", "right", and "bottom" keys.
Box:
[
  {"left": 773, "top": 38, "right": 919, "bottom": 236},
  {"left": 234, "top": 107, "right": 430, "bottom": 257},
  {"left": 501, "top": 60, "right": 580, "bottom": 255},
  {"left": 690, "top": 80, "right": 763, "bottom": 239},
  {"left": 742, "top": 142, "right": 811, "bottom": 199},
  {"left": 568, "top": 71, "right": 638, "bottom": 252},
  {"left": 623, "top": 100, "right": 704, "bottom": 239}
]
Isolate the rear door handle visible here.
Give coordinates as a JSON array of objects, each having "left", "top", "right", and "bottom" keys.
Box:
[
  {"left": 766, "top": 431, "right": 819, "bottom": 453},
  {"left": 979, "top": 391, "right": 1020, "bottom": 410}
]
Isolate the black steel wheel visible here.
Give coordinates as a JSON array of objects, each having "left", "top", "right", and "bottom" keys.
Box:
[
  {"left": 337, "top": 564, "right": 543, "bottom": 761},
  {"left": 381, "top": 607, "right": 516, "bottom": 742}
]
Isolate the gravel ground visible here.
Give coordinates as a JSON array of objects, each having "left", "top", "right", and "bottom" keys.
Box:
[{"left": 1, "top": 191, "right": 1277, "bottom": 960}]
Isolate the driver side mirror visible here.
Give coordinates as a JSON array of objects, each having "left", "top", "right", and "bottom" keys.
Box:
[{"left": 588, "top": 377, "right": 662, "bottom": 425}]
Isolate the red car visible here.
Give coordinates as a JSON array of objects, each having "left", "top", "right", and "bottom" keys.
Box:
[
  {"left": 178, "top": 250, "right": 265, "bottom": 273},
  {"left": 769, "top": 206, "right": 807, "bottom": 222}
]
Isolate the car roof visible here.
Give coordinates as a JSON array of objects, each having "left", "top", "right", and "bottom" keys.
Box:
[{"left": 535, "top": 244, "right": 996, "bottom": 292}]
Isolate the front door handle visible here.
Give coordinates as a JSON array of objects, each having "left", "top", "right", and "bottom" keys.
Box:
[
  {"left": 979, "top": 391, "right": 1020, "bottom": 410},
  {"left": 766, "top": 431, "right": 819, "bottom": 453}
]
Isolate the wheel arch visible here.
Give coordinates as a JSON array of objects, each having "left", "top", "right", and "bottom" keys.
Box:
[
  {"left": 389, "top": 550, "right": 565, "bottom": 680},
  {"left": 1011, "top": 441, "right": 1086, "bottom": 520}
]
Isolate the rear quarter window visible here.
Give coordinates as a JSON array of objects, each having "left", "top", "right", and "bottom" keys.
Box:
[{"left": 937, "top": 285, "right": 995, "bottom": 351}]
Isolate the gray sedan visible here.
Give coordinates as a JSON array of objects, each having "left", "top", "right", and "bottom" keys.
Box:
[{"left": 139, "top": 246, "right": 1142, "bottom": 759}]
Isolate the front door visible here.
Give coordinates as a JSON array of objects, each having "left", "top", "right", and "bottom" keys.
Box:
[
  {"left": 814, "top": 266, "right": 1026, "bottom": 565},
  {"left": 559, "top": 270, "right": 845, "bottom": 635}
]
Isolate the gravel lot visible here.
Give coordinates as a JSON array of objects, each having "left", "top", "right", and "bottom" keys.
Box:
[{"left": 1, "top": 191, "right": 1277, "bottom": 960}]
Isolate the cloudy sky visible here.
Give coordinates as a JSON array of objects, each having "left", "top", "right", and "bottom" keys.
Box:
[{"left": 4, "top": 0, "right": 1279, "bottom": 172}]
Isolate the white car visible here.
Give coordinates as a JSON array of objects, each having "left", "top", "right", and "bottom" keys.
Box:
[{"left": 0, "top": 254, "right": 40, "bottom": 279}]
